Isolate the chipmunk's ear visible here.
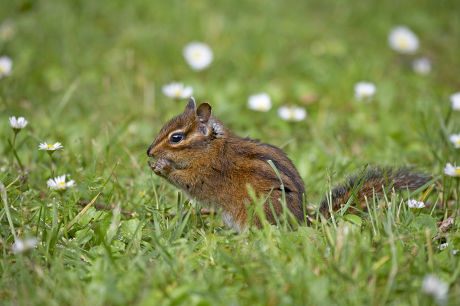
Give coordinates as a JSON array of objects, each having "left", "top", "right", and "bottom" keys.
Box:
[
  {"left": 184, "top": 97, "right": 196, "bottom": 115},
  {"left": 197, "top": 103, "right": 211, "bottom": 122},
  {"left": 196, "top": 102, "right": 212, "bottom": 135}
]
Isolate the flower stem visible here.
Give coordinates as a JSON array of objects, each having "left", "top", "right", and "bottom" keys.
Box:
[
  {"left": 455, "top": 178, "right": 459, "bottom": 220},
  {"left": 48, "top": 152, "right": 56, "bottom": 177},
  {"left": 445, "top": 107, "right": 452, "bottom": 126},
  {"left": 11, "top": 132, "right": 24, "bottom": 172}
]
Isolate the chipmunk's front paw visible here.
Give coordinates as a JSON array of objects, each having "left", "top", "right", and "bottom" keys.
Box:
[{"left": 148, "top": 158, "right": 172, "bottom": 176}]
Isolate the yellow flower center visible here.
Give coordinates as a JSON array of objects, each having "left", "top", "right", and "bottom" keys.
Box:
[
  {"left": 456, "top": 168, "right": 460, "bottom": 175},
  {"left": 257, "top": 104, "right": 266, "bottom": 111},
  {"left": 288, "top": 109, "right": 296, "bottom": 120},
  {"left": 47, "top": 145, "right": 54, "bottom": 149},
  {"left": 0, "top": 66, "right": 4, "bottom": 74},
  {"left": 192, "top": 51, "right": 202, "bottom": 59},
  {"left": 456, "top": 140, "right": 460, "bottom": 146},
  {"left": 59, "top": 182, "right": 66, "bottom": 186},
  {"left": 174, "top": 89, "right": 183, "bottom": 97},
  {"left": 396, "top": 37, "right": 409, "bottom": 49}
]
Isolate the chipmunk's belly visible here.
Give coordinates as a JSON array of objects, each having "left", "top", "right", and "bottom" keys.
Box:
[
  {"left": 178, "top": 184, "right": 245, "bottom": 232},
  {"left": 221, "top": 212, "right": 244, "bottom": 233}
]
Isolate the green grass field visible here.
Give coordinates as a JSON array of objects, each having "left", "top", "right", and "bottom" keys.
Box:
[{"left": 1, "top": 0, "right": 460, "bottom": 304}]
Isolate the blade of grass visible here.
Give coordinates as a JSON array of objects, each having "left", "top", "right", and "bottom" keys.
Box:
[
  {"left": 0, "top": 181, "right": 17, "bottom": 241},
  {"left": 64, "top": 192, "right": 101, "bottom": 233}
]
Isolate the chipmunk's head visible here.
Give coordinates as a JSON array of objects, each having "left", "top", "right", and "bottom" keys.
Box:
[{"left": 147, "top": 98, "right": 226, "bottom": 178}]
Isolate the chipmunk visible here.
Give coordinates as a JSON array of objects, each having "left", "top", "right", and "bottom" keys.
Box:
[{"left": 147, "top": 98, "right": 430, "bottom": 232}]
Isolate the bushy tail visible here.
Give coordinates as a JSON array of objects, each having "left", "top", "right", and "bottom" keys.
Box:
[{"left": 319, "top": 167, "right": 431, "bottom": 219}]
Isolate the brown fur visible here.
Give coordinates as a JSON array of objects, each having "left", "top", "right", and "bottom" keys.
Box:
[
  {"left": 147, "top": 99, "right": 431, "bottom": 231},
  {"left": 319, "top": 168, "right": 431, "bottom": 219}
]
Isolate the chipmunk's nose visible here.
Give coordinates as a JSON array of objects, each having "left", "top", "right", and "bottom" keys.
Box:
[{"left": 147, "top": 143, "right": 155, "bottom": 157}]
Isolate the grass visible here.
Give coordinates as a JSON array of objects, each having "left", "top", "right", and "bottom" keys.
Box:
[{"left": 1, "top": 0, "right": 460, "bottom": 304}]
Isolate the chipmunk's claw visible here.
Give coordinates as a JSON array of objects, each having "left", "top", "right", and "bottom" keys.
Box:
[{"left": 148, "top": 159, "right": 172, "bottom": 176}]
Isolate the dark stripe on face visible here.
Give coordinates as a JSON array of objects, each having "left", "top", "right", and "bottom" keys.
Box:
[{"left": 178, "top": 137, "right": 211, "bottom": 150}]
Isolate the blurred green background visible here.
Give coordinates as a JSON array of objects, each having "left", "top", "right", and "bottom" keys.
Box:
[
  {"left": 3, "top": 1, "right": 459, "bottom": 189},
  {"left": 2, "top": 1, "right": 459, "bottom": 184}
]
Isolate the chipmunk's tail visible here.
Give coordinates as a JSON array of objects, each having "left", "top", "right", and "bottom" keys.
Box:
[{"left": 318, "top": 167, "right": 431, "bottom": 219}]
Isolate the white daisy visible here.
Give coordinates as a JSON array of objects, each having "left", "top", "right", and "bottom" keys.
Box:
[
  {"left": 183, "top": 42, "right": 213, "bottom": 71},
  {"left": 248, "top": 93, "right": 272, "bottom": 112},
  {"left": 439, "top": 242, "right": 448, "bottom": 251},
  {"left": 454, "top": 250, "right": 459, "bottom": 255},
  {"left": 450, "top": 92, "right": 460, "bottom": 111},
  {"left": 444, "top": 163, "right": 460, "bottom": 177},
  {"left": 278, "top": 106, "right": 307, "bottom": 122},
  {"left": 0, "top": 56, "right": 12, "bottom": 78},
  {"left": 47, "top": 175, "right": 75, "bottom": 191},
  {"left": 407, "top": 199, "right": 425, "bottom": 209},
  {"left": 354, "top": 82, "right": 376, "bottom": 101},
  {"left": 12, "top": 237, "right": 38, "bottom": 254},
  {"left": 162, "top": 82, "right": 193, "bottom": 99},
  {"left": 9, "top": 116, "right": 28, "bottom": 130},
  {"left": 39, "top": 142, "right": 64, "bottom": 151},
  {"left": 422, "top": 274, "right": 449, "bottom": 304},
  {"left": 412, "top": 57, "right": 431, "bottom": 75},
  {"left": 449, "top": 134, "right": 460, "bottom": 149},
  {"left": 388, "top": 26, "right": 419, "bottom": 54}
]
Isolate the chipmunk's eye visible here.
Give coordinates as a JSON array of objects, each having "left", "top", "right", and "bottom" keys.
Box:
[{"left": 169, "top": 133, "right": 184, "bottom": 144}]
